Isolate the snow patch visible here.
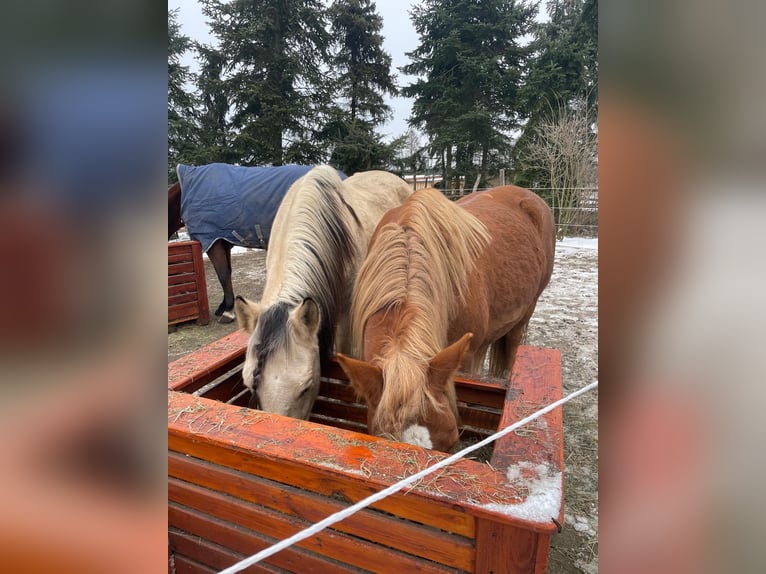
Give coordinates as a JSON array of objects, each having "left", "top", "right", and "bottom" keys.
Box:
[{"left": 481, "top": 461, "right": 562, "bottom": 524}]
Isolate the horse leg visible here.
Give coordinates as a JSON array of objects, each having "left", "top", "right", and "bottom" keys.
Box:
[
  {"left": 488, "top": 307, "right": 536, "bottom": 378},
  {"left": 208, "top": 240, "right": 235, "bottom": 323}
]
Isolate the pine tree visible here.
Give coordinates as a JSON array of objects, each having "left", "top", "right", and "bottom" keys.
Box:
[
  {"left": 514, "top": 0, "right": 598, "bottom": 188},
  {"left": 168, "top": 9, "right": 198, "bottom": 181},
  {"left": 324, "top": 0, "right": 398, "bottom": 174},
  {"left": 402, "top": 0, "right": 537, "bottom": 188},
  {"left": 200, "top": 0, "right": 332, "bottom": 166}
]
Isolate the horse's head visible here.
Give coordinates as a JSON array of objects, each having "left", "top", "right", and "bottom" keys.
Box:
[
  {"left": 235, "top": 296, "right": 322, "bottom": 420},
  {"left": 337, "top": 333, "right": 473, "bottom": 452}
]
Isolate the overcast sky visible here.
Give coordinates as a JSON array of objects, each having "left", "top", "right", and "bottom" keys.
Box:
[{"left": 168, "top": 0, "right": 421, "bottom": 141}]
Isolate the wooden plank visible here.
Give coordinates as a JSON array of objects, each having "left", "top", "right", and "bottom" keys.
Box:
[
  {"left": 168, "top": 479, "right": 462, "bottom": 574},
  {"left": 170, "top": 530, "right": 283, "bottom": 574},
  {"left": 169, "top": 291, "right": 200, "bottom": 306},
  {"left": 168, "top": 331, "right": 249, "bottom": 391},
  {"left": 170, "top": 505, "right": 358, "bottom": 574},
  {"left": 168, "top": 398, "right": 477, "bottom": 539},
  {"left": 169, "top": 272, "right": 201, "bottom": 286},
  {"left": 311, "top": 397, "right": 367, "bottom": 424},
  {"left": 491, "top": 347, "right": 564, "bottom": 529},
  {"left": 172, "top": 555, "right": 217, "bottom": 574},
  {"left": 457, "top": 404, "right": 501, "bottom": 432},
  {"left": 454, "top": 378, "right": 508, "bottom": 410},
  {"left": 169, "top": 302, "right": 202, "bottom": 324},
  {"left": 169, "top": 452, "right": 475, "bottom": 571},
  {"left": 318, "top": 377, "right": 358, "bottom": 403},
  {"left": 169, "top": 252, "right": 194, "bottom": 265},
  {"left": 169, "top": 242, "right": 194, "bottom": 255},
  {"left": 169, "top": 282, "right": 199, "bottom": 296},
  {"left": 191, "top": 241, "right": 210, "bottom": 325},
  {"left": 169, "top": 261, "right": 196, "bottom": 275},
  {"left": 474, "top": 520, "right": 539, "bottom": 574}
]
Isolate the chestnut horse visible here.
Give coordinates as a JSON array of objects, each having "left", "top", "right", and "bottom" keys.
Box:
[
  {"left": 337, "top": 186, "right": 556, "bottom": 451},
  {"left": 234, "top": 167, "right": 412, "bottom": 420}
]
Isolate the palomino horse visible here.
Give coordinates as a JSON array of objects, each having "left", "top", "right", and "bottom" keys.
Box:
[
  {"left": 234, "top": 166, "right": 412, "bottom": 419},
  {"left": 337, "top": 186, "right": 556, "bottom": 452},
  {"left": 168, "top": 163, "right": 318, "bottom": 322}
]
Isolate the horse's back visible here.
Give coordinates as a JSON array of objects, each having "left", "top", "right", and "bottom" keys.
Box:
[{"left": 453, "top": 186, "right": 556, "bottom": 337}]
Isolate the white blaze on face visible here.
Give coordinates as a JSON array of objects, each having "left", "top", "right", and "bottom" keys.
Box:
[{"left": 401, "top": 424, "right": 433, "bottom": 449}]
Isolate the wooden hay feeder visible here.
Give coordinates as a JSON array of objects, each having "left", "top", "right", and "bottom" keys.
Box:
[
  {"left": 168, "top": 240, "right": 210, "bottom": 326},
  {"left": 168, "top": 331, "right": 564, "bottom": 573}
]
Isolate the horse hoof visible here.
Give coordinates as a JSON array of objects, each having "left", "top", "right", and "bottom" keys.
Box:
[{"left": 219, "top": 310, "right": 235, "bottom": 323}]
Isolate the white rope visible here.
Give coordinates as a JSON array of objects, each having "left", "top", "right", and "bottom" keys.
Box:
[{"left": 218, "top": 380, "right": 598, "bottom": 574}]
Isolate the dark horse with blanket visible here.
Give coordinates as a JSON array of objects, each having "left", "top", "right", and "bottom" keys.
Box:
[{"left": 168, "top": 163, "right": 342, "bottom": 322}]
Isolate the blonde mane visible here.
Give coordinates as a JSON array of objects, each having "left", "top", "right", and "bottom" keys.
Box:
[{"left": 350, "top": 187, "right": 490, "bottom": 430}]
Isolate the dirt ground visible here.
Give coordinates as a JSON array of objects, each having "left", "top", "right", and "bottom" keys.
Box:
[{"left": 167, "top": 240, "right": 598, "bottom": 573}]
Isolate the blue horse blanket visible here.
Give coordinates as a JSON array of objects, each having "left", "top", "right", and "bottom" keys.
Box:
[{"left": 177, "top": 163, "right": 344, "bottom": 252}]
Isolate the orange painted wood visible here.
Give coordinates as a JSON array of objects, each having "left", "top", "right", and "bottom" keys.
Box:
[
  {"left": 169, "top": 479, "right": 461, "bottom": 574},
  {"left": 168, "top": 421, "right": 477, "bottom": 539},
  {"left": 168, "top": 331, "right": 249, "bottom": 391},
  {"left": 168, "top": 240, "right": 209, "bottom": 326},
  {"left": 474, "top": 520, "right": 538, "bottom": 574},
  {"left": 170, "top": 530, "right": 279, "bottom": 574},
  {"left": 169, "top": 281, "right": 200, "bottom": 296},
  {"left": 491, "top": 347, "right": 564, "bottom": 529},
  {"left": 169, "top": 452, "right": 475, "bottom": 570},
  {"left": 168, "top": 336, "right": 565, "bottom": 573},
  {"left": 170, "top": 504, "right": 360, "bottom": 574},
  {"left": 172, "top": 554, "right": 218, "bottom": 574},
  {"left": 169, "top": 291, "right": 200, "bottom": 306},
  {"left": 168, "top": 272, "right": 199, "bottom": 286},
  {"left": 169, "top": 261, "right": 196, "bottom": 275}
]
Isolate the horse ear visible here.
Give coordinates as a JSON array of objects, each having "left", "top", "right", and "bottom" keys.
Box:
[
  {"left": 291, "top": 298, "right": 320, "bottom": 338},
  {"left": 337, "top": 354, "right": 383, "bottom": 405},
  {"left": 235, "top": 296, "right": 262, "bottom": 333},
  {"left": 428, "top": 333, "right": 473, "bottom": 390}
]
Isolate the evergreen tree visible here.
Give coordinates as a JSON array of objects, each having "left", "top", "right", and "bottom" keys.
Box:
[
  {"left": 168, "top": 9, "right": 198, "bottom": 181},
  {"left": 325, "top": 0, "right": 398, "bottom": 174},
  {"left": 402, "top": 0, "right": 537, "bottom": 188},
  {"left": 200, "top": 0, "right": 332, "bottom": 165},
  {"left": 514, "top": 0, "right": 597, "bottom": 187},
  {"left": 191, "top": 42, "right": 237, "bottom": 165}
]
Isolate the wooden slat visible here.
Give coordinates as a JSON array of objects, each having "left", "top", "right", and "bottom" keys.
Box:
[
  {"left": 170, "top": 452, "right": 475, "bottom": 571},
  {"left": 172, "top": 554, "right": 217, "bottom": 574},
  {"left": 169, "top": 261, "right": 196, "bottom": 276},
  {"left": 169, "top": 479, "right": 463, "bottom": 574},
  {"left": 169, "top": 252, "right": 194, "bottom": 265},
  {"left": 170, "top": 505, "right": 358, "bottom": 574},
  {"left": 169, "top": 282, "right": 199, "bottom": 296},
  {"left": 454, "top": 378, "right": 508, "bottom": 410},
  {"left": 168, "top": 396, "right": 477, "bottom": 539},
  {"left": 318, "top": 377, "right": 358, "bottom": 403},
  {"left": 169, "top": 291, "right": 200, "bottom": 306},
  {"left": 168, "top": 331, "right": 249, "bottom": 391},
  {"left": 474, "top": 520, "right": 539, "bottom": 574},
  {"left": 168, "top": 242, "right": 194, "bottom": 255},
  {"left": 456, "top": 404, "right": 501, "bottom": 432},
  {"left": 169, "top": 272, "right": 200, "bottom": 286},
  {"left": 169, "top": 302, "right": 202, "bottom": 324},
  {"left": 311, "top": 397, "right": 367, "bottom": 425},
  {"left": 170, "top": 529, "right": 283, "bottom": 574}
]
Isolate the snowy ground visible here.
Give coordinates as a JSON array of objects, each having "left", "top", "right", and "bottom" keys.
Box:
[
  {"left": 525, "top": 238, "right": 598, "bottom": 573},
  {"left": 168, "top": 236, "right": 599, "bottom": 573}
]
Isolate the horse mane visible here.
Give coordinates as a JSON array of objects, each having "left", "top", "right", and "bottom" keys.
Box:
[
  {"left": 350, "top": 187, "right": 490, "bottom": 430},
  {"left": 274, "top": 165, "right": 359, "bottom": 360}
]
